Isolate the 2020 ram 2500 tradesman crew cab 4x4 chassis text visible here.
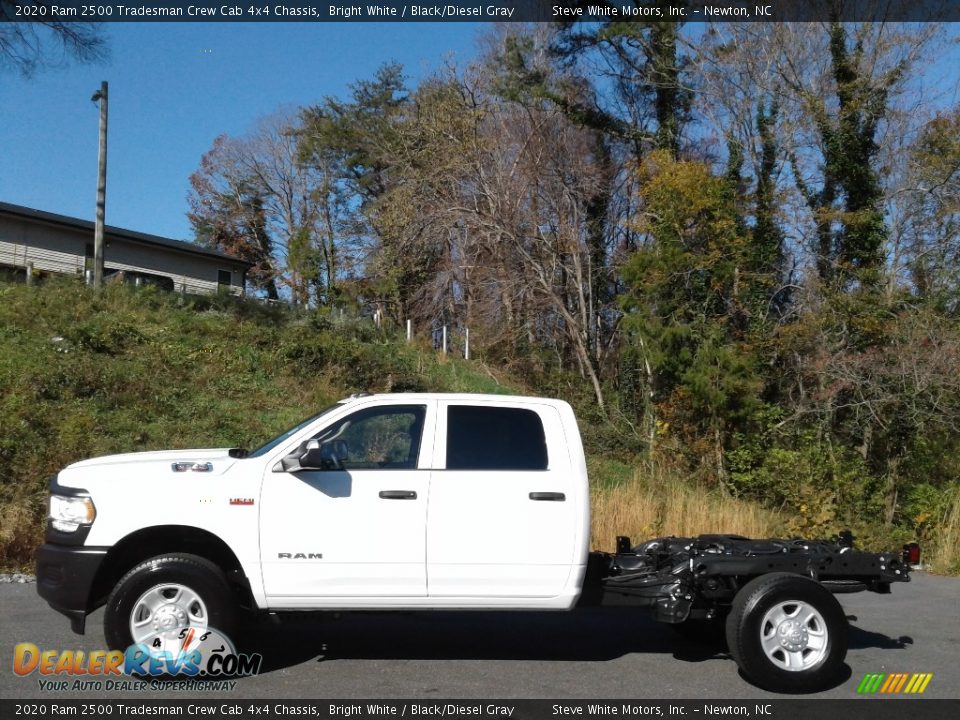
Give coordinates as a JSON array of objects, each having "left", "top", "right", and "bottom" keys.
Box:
[{"left": 36, "top": 393, "right": 914, "bottom": 692}]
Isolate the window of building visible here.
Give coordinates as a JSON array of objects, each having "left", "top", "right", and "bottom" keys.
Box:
[
  {"left": 217, "top": 270, "right": 232, "bottom": 292},
  {"left": 446, "top": 405, "right": 548, "bottom": 470}
]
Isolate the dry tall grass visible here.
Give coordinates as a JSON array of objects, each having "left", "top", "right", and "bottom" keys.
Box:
[
  {"left": 927, "top": 487, "right": 960, "bottom": 574},
  {"left": 590, "top": 466, "right": 783, "bottom": 551}
]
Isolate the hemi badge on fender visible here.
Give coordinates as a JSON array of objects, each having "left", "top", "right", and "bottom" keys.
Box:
[
  {"left": 230, "top": 498, "right": 255, "bottom": 506},
  {"left": 172, "top": 462, "right": 213, "bottom": 473}
]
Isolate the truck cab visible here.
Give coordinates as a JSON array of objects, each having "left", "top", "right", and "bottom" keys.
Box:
[{"left": 37, "top": 394, "right": 590, "bottom": 648}]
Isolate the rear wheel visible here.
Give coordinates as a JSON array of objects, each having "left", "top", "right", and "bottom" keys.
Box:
[
  {"left": 104, "top": 553, "right": 236, "bottom": 652},
  {"left": 725, "top": 573, "right": 847, "bottom": 693}
]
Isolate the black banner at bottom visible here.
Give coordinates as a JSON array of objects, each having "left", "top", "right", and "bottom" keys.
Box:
[{"left": 2, "top": 700, "right": 959, "bottom": 720}]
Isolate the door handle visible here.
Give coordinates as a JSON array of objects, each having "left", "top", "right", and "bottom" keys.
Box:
[
  {"left": 529, "top": 492, "right": 565, "bottom": 501},
  {"left": 379, "top": 490, "right": 417, "bottom": 500}
]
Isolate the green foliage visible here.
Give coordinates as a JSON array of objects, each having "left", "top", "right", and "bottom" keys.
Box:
[
  {"left": 586, "top": 456, "right": 636, "bottom": 491},
  {"left": 279, "top": 324, "right": 422, "bottom": 393},
  {"left": 794, "top": 22, "right": 898, "bottom": 289},
  {"left": 621, "top": 152, "right": 766, "bottom": 467},
  {"left": 63, "top": 317, "right": 144, "bottom": 355},
  {"left": 0, "top": 280, "right": 513, "bottom": 568},
  {"left": 10, "top": 26, "right": 960, "bottom": 574},
  {"left": 299, "top": 63, "right": 408, "bottom": 202},
  {"left": 727, "top": 431, "right": 874, "bottom": 537}
]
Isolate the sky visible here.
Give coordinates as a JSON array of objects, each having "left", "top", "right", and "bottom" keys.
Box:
[
  {"left": 0, "top": 23, "right": 483, "bottom": 241},
  {"left": 4, "top": 21, "right": 960, "bottom": 247}
]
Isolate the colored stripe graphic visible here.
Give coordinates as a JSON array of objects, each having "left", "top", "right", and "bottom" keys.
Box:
[
  {"left": 857, "top": 673, "right": 884, "bottom": 694},
  {"left": 856, "top": 674, "right": 875, "bottom": 693},
  {"left": 857, "top": 673, "right": 933, "bottom": 694},
  {"left": 880, "top": 674, "right": 896, "bottom": 693}
]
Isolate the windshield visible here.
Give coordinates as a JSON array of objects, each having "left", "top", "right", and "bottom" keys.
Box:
[{"left": 245, "top": 404, "right": 341, "bottom": 459}]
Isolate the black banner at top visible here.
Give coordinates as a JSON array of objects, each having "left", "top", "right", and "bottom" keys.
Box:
[{"left": 3, "top": 0, "right": 960, "bottom": 23}]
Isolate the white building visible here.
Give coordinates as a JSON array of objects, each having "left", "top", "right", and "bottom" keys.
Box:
[{"left": 0, "top": 202, "right": 250, "bottom": 295}]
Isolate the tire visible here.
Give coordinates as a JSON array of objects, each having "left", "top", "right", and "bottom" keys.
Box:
[
  {"left": 103, "top": 553, "right": 237, "bottom": 652},
  {"left": 725, "top": 573, "right": 847, "bottom": 693}
]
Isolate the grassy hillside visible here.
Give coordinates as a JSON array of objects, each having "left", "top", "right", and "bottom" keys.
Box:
[
  {"left": 0, "top": 280, "right": 955, "bottom": 573},
  {"left": 0, "top": 279, "right": 509, "bottom": 566}
]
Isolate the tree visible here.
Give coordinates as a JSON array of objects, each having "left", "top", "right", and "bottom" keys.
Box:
[
  {"left": 188, "top": 112, "right": 339, "bottom": 304},
  {"left": 550, "top": 13, "right": 691, "bottom": 160},
  {"left": 900, "top": 107, "right": 960, "bottom": 308},
  {"left": 778, "top": 297, "right": 960, "bottom": 525},
  {"left": 622, "top": 151, "right": 763, "bottom": 479},
  {"left": 0, "top": 2, "right": 106, "bottom": 76},
  {"left": 188, "top": 142, "right": 280, "bottom": 299},
  {"left": 769, "top": 21, "right": 940, "bottom": 289},
  {"left": 298, "top": 64, "right": 412, "bottom": 317}
]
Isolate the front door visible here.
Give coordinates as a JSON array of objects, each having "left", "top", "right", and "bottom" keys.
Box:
[{"left": 259, "top": 402, "right": 431, "bottom": 604}]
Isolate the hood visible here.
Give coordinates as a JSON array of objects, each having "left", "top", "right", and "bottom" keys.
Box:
[{"left": 64, "top": 448, "right": 239, "bottom": 475}]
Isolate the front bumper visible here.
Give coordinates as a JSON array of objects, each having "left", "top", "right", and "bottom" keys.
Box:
[{"left": 36, "top": 543, "right": 109, "bottom": 634}]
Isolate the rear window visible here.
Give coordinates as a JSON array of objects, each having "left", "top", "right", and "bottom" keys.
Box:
[{"left": 446, "top": 405, "right": 548, "bottom": 470}]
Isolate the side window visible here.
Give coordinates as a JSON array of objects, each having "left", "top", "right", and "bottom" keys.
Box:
[
  {"left": 314, "top": 405, "right": 426, "bottom": 470},
  {"left": 446, "top": 405, "right": 548, "bottom": 470}
]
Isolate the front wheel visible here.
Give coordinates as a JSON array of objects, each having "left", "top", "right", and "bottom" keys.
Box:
[
  {"left": 725, "top": 573, "right": 847, "bottom": 693},
  {"left": 103, "top": 553, "right": 237, "bottom": 652}
]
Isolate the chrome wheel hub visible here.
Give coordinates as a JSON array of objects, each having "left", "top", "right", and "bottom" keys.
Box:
[
  {"left": 129, "top": 583, "right": 209, "bottom": 645},
  {"left": 777, "top": 619, "right": 809, "bottom": 652},
  {"left": 153, "top": 604, "right": 187, "bottom": 632},
  {"left": 759, "top": 600, "right": 828, "bottom": 672}
]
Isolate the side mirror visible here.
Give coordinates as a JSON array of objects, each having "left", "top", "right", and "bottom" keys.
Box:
[
  {"left": 300, "top": 439, "right": 332, "bottom": 470},
  {"left": 281, "top": 439, "right": 344, "bottom": 472}
]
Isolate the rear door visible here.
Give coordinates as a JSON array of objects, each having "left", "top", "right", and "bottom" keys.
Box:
[{"left": 426, "top": 401, "right": 577, "bottom": 597}]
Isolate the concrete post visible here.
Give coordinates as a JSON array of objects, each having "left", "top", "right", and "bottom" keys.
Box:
[{"left": 92, "top": 81, "right": 108, "bottom": 290}]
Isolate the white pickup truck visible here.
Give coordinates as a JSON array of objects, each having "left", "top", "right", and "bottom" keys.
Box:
[{"left": 37, "top": 393, "right": 914, "bottom": 692}]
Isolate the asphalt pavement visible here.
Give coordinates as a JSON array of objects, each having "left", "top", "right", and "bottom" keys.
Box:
[{"left": 1, "top": 572, "right": 957, "bottom": 700}]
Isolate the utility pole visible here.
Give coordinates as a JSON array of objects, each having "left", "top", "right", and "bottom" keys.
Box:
[{"left": 92, "top": 81, "right": 108, "bottom": 289}]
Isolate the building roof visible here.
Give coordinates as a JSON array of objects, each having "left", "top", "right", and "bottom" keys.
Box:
[{"left": 0, "top": 201, "right": 253, "bottom": 267}]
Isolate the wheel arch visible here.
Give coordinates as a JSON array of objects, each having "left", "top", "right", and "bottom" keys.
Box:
[{"left": 90, "top": 525, "right": 254, "bottom": 611}]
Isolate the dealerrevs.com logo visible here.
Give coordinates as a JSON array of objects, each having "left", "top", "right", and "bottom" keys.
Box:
[{"left": 13, "top": 627, "right": 262, "bottom": 692}]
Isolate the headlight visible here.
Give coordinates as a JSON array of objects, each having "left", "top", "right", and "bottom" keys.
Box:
[{"left": 49, "top": 495, "right": 96, "bottom": 533}]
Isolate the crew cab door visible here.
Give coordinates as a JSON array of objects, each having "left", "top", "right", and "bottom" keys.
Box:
[
  {"left": 426, "top": 401, "right": 577, "bottom": 597},
  {"left": 259, "top": 401, "right": 433, "bottom": 603}
]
